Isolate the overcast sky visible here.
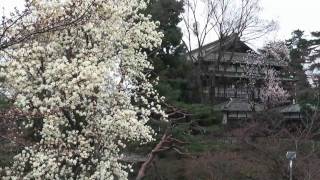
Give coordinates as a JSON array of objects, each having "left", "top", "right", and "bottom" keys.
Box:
[
  {"left": 1, "top": 0, "right": 320, "bottom": 48},
  {"left": 259, "top": 0, "right": 320, "bottom": 43}
]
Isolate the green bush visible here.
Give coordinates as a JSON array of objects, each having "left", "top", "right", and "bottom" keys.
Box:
[{"left": 156, "top": 78, "right": 188, "bottom": 103}]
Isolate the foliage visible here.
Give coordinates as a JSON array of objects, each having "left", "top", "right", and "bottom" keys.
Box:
[
  {"left": 145, "top": 0, "right": 184, "bottom": 56},
  {"left": 286, "top": 30, "right": 320, "bottom": 103},
  {"left": 296, "top": 88, "right": 320, "bottom": 107},
  {"left": 304, "top": 31, "right": 320, "bottom": 89},
  {"left": 144, "top": 0, "right": 191, "bottom": 103},
  {"left": 0, "top": 0, "right": 165, "bottom": 179},
  {"left": 174, "top": 102, "right": 221, "bottom": 126},
  {"left": 308, "top": 31, "right": 320, "bottom": 72},
  {"left": 156, "top": 79, "right": 187, "bottom": 103}
]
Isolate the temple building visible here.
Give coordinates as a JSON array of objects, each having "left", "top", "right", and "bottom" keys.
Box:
[{"left": 187, "top": 35, "right": 303, "bottom": 124}]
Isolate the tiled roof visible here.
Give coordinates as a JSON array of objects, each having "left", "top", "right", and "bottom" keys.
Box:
[
  {"left": 189, "top": 34, "right": 244, "bottom": 54},
  {"left": 278, "top": 104, "right": 302, "bottom": 113}
]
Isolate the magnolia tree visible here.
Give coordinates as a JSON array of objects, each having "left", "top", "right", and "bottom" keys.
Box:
[
  {"left": 0, "top": 0, "right": 165, "bottom": 179},
  {"left": 243, "top": 41, "right": 290, "bottom": 110}
]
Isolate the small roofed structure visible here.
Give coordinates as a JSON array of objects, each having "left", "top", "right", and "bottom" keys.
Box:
[
  {"left": 214, "top": 98, "right": 264, "bottom": 124},
  {"left": 277, "top": 103, "right": 304, "bottom": 121},
  {"left": 215, "top": 98, "right": 305, "bottom": 125}
]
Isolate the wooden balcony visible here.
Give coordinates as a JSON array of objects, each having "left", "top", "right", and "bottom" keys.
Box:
[
  {"left": 214, "top": 87, "right": 260, "bottom": 99},
  {"left": 205, "top": 68, "right": 295, "bottom": 81}
]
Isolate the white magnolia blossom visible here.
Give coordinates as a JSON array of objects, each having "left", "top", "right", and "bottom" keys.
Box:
[{"left": 1, "top": 0, "right": 165, "bottom": 179}]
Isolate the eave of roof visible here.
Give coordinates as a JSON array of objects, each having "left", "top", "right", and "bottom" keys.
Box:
[{"left": 188, "top": 34, "right": 255, "bottom": 55}]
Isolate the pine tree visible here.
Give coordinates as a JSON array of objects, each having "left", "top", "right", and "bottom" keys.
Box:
[
  {"left": 286, "top": 30, "right": 310, "bottom": 92},
  {"left": 145, "top": 0, "right": 190, "bottom": 102}
]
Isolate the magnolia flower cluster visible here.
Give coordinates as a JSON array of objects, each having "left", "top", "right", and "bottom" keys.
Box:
[{"left": 1, "top": 0, "right": 165, "bottom": 179}]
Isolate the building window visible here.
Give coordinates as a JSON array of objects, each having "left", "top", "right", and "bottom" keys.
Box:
[
  {"left": 238, "top": 113, "right": 247, "bottom": 118},
  {"left": 215, "top": 87, "right": 225, "bottom": 97}
]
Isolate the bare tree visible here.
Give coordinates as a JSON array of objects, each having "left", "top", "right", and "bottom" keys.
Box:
[
  {"left": 182, "top": 0, "right": 217, "bottom": 103},
  {"left": 182, "top": 0, "right": 276, "bottom": 59}
]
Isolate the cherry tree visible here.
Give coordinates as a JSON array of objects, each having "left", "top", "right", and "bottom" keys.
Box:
[
  {"left": 0, "top": 0, "right": 165, "bottom": 179},
  {"left": 260, "top": 69, "right": 289, "bottom": 108},
  {"left": 259, "top": 41, "right": 290, "bottom": 108},
  {"left": 243, "top": 41, "right": 290, "bottom": 110}
]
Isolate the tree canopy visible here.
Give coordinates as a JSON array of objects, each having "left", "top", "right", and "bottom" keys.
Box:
[{"left": 1, "top": 0, "right": 165, "bottom": 179}]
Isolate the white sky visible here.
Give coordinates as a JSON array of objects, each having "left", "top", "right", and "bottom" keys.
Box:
[
  {"left": 259, "top": 0, "right": 320, "bottom": 45},
  {"left": 1, "top": 0, "right": 320, "bottom": 48},
  {"left": 0, "top": 0, "right": 24, "bottom": 13}
]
